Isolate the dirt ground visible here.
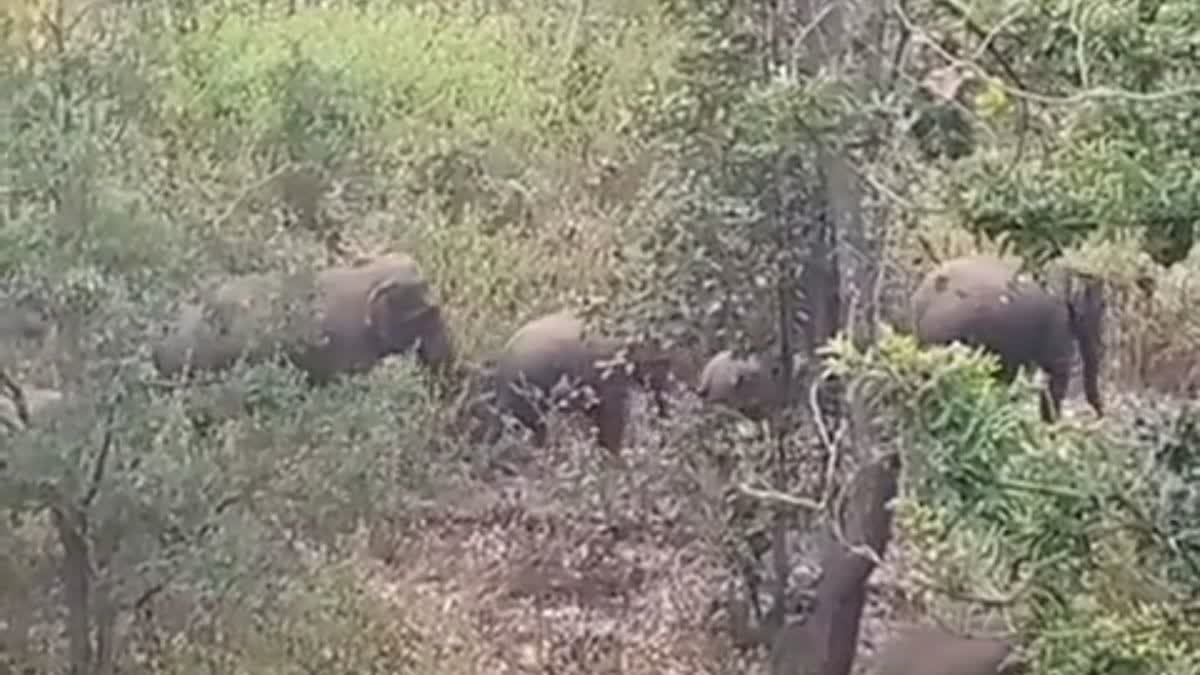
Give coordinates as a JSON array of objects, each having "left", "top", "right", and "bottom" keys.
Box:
[{"left": 355, "top": 390, "right": 930, "bottom": 674}]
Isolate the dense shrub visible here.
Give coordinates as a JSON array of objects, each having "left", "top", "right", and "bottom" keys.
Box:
[{"left": 827, "top": 330, "right": 1200, "bottom": 674}]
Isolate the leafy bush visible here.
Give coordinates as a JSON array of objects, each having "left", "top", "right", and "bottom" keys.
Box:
[
  {"left": 827, "top": 329, "right": 1200, "bottom": 674},
  {"left": 907, "top": 0, "right": 1200, "bottom": 266},
  {"left": 164, "top": 7, "right": 556, "bottom": 156}
]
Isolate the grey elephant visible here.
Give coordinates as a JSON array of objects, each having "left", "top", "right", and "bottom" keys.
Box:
[
  {"left": 696, "top": 349, "right": 816, "bottom": 422},
  {"left": 697, "top": 350, "right": 784, "bottom": 422},
  {"left": 480, "top": 311, "right": 679, "bottom": 455},
  {"left": 911, "top": 254, "right": 1105, "bottom": 423},
  {"left": 152, "top": 253, "right": 455, "bottom": 384}
]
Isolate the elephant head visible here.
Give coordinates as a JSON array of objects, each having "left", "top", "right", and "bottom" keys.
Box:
[
  {"left": 363, "top": 276, "right": 456, "bottom": 376},
  {"left": 696, "top": 349, "right": 802, "bottom": 422}
]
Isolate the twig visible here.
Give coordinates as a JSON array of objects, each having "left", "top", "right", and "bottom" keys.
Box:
[
  {"left": 82, "top": 402, "right": 119, "bottom": 507},
  {"left": 210, "top": 162, "right": 297, "bottom": 233},
  {"left": 737, "top": 483, "right": 822, "bottom": 512},
  {"left": 896, "top": 1, "right": 1200, "bottom": 106},
  {"left": 0, "top": 369, "right": 31, "bottom": 427},
  {"left": 927, "top": 0, "right": 1032, "bottom": 180}
]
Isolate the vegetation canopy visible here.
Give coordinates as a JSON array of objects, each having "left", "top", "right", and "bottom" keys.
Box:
[{"left": 1, "top": 0, "right": 1198, "bottom": 673}]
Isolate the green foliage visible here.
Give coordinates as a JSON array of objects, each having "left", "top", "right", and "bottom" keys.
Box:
[
  {"left": 624, "top": 0, "right": 872, "bottom": 354},
  {"left": 827, "top": 329, "right": 1200, "bottom": 674},
  {"left": 910, "top": 0, "right": 1200, "bottom": 266},
  {"left": 161, "top": 3, "right": 684, "bottom": 167},
  {"left": 6, "top": 0, "right": 1200, "bottom": 671},
  {"left": 164, "top": 6, "right": 556, "bottom": 156},
  {"left": 1, "top": 351, "right": 455, "bottom": 671}
]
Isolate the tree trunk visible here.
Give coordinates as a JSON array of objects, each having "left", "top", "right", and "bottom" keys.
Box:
[{"left": 53, "top": 503, "right": 94, "bottom": 675}]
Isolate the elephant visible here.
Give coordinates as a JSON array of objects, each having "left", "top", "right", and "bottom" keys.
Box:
[
  {"left": 152, "top": 253, "right": 455, "bottom": 384},
  {"left": 151, "top": 272, "right": 308, "bottom": 377},
  {"left": 696, "top": 349, "right": 816, "bottom": 422},
  {"left": 480, "top": 311, "right": 679, "bottom": 455},
  {"left": 697, "top": 350, "right": 783, "bottom": 422},
  {"left": 911, "top": 254, "right": 1105, "bottom": 423},
  {"left": 873, "top": 625, "right": 1017, "bottom": 675}
]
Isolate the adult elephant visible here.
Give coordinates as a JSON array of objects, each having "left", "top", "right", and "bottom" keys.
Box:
[
  {"left": 152, "top": 253, "right": 455, "bottom": 383},
  {"left": 479, "top": 311, "right": 679, "bottom": 456},
  {"left": 910, "top": 254, "right": 1106, "bottom": 423}
]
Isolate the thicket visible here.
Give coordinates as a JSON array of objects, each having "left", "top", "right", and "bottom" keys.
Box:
[{"left": 1, "top": 0, "right": 1199, "bottom": 673}]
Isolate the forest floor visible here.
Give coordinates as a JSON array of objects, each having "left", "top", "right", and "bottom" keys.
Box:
[{"left": 347, "top": 389, "right": 966, "bottom": 674}]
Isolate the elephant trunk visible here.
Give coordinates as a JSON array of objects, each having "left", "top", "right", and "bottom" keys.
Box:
[{"left": 418, "top": 311, "right": 456, "bottom": 376}]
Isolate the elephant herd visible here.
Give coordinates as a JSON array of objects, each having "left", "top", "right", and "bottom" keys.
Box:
[{"left": 1, "top": 251, "right": 1107, "bottom": 439}]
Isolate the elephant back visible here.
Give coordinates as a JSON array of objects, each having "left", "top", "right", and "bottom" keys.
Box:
[
  {"left": 152, "top": 302, "right": 244, "bottom": 376},
  {"left": 912, "top": 254, "right": 1069, "bottom": 369},
  {"left": 911, "top": 255, "right": 1017, "bottom": 330},
  {"left": 212, "top": 272, "right": 321, "bottom": 347},
  {"left": 497, "top": 311, "right": 591, "bottom": 390},
  {"left": 152, "top": 272, "right": 317, "bottom": 377}
]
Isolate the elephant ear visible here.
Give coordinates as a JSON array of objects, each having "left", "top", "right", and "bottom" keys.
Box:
[{"left": 364, "top": 279, "right": 430, "bottom": 351}]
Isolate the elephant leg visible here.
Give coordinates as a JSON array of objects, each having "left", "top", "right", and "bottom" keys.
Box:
[
  {"left": 471, "top": 404, "right": 504, "bottom": 446},
  {"left": 512, "top": 403, "right": 550, "bottom": 448},
  {"left": 497, "top": 386, "right": 549, "bottom": 447},
  {"left": 1040, "top": 367, "right": 1069, "bottom": 423},
  {"left": 651, "top": 388, "right": 670, "bottom": 420},
  {"left": 592, "top": 391, "right": 629, "bottom": 455},
  {"left": 528, "top": 417, "right": 549, "bottom": 448},
  {"left": 1083, "top": 380, "right": 1104, "bottom": 418}
]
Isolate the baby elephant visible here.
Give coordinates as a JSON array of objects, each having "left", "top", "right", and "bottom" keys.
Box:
[
  {"left": 483, "top": 311, "right": 678, "bottom": 455},
  {"left": 911, "top": 254, "right": 1105, "bottom": 423},
  {"left": 697, "top": 349, "right": 815, "bottom": 422},
  {"left": 152, "top": 253, "right": 455, "bottom": 384},
  {"left": 697, "top": 350, "right": 783, "bottom": 422}
]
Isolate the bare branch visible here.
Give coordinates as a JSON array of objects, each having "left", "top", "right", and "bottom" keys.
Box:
[
  {"left": 0, "top": 368, "right": 31, "bottom": 428},
  {"left": 210, "top": 161, "right": 297, "bottom": 233},
  {"left": 82, "top": 402, "right": 120, "bottom": 508},
  {"left": 737, "top": 483, "right": 823, "bottom": 512},
  {"left": 896, "top": 1, "right": 1200, "bottom": 106}
]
